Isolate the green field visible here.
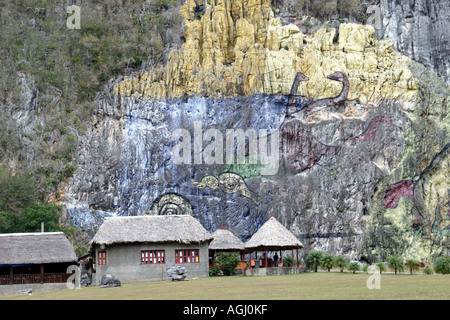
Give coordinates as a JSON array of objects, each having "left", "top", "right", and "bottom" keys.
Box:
[{"left": 1, "top": 272, "right": 449, "bottom": 300}]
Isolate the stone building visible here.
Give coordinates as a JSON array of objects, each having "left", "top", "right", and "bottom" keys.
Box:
[{"left": 89, "top": 215, "right": 213, "bottom": 284}]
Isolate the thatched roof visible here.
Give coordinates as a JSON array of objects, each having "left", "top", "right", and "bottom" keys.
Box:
[
  {"left": 209, "top": 227, "right": 245, "bottom": 252},
  {"left": 244, "top": 217, "right": 303, "bottom": 251},
  {"left": 90, "top": 215, "right": 213, "bottom": 249},
  {"left": 0, "top": 232, "right": 77, "bottom": 265}
]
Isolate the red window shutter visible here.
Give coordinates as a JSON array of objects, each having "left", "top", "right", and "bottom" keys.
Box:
[
  {"left": 98, "top": 251, "right": 107, "bottom": 266},
  {"left": 175, "top": 249, "right": 199, "bottom": 264},
  {"left": 141, "top": 250, "right": 165, "bottom": 265}
]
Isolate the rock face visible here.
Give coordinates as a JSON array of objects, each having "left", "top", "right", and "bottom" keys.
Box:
[
  {"left": 61, "top": 0, "right": 449, "bottom": 262},
  {"left": 379, "top": 0, "right": 450, "bottom": 84},
  {"left": 114, "top": 0, "right": 418, "bottom": 103}
]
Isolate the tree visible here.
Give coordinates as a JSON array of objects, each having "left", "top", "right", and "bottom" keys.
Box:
[
  {"left": 405, "top": 259, "right": 420, "bottom": 275},
  {"left": 305, "top": 250, "right": 323, "bottom": 272},
  {"left": 433, "top": 257, "right": 450, "bottom": 274},
  {"left": 338, "top": 0, "right": 358, "bottom": 19},
  {"left": 334, "top": 255, "right": 349, "bottom": 272},
  {"left": 362, "top": 264, "right": 369, "bottom": 273},
  {"left": 387, "top": 255, "right": 404, "bottom": 274},
  {"left": 21, "top": 204, "right": 61, "bottom": 233},
  {"left": 296, "top": 0, "right": 312, "bottom": 15},
  {"left": 320, "top": 253, "right": 335, "bottom": 272},
  {"left": 375, "top": 262, "right": 386, "bottom": 274},
  {"left": 348, "top": 262, "right": 360, "bottom": 274},
  {"left": 323, "top": 0, "right": 337, "bottom": 19},
  {"left": 0, "top": 166, "right": 37, "bottom": 213}
]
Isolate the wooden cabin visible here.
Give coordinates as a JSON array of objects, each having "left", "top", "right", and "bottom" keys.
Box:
[{"left": 0, "top": 232, "right": 77, "bottom": 286}]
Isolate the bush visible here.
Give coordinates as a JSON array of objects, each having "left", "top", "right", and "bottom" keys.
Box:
[
  {"left": 423, "top": 267, "right": 433, "bottom": 275},
  {"left": 433, "top": 257, "right": 450, "bottom": 274},
  {"left": 215, "top": 252, "right": 240, "bottom": 276},
  {"left": 283, "top": 254, "right": 293, "bottom": 267},
  {"left": 209, "top": 265, "right": 221, "bottom": 277},
  {"left": 305, "top": 250, "right": 323, "bottom": 272}
]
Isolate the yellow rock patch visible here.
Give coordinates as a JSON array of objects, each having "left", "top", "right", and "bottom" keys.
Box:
[{"left": 113, "top": 0, "right": 418, "bottom": 103}]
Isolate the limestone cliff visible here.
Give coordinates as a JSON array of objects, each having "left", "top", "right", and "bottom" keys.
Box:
[
  {"left": 379, "top": 0, "right": 450, "bottom": 84},
  {"left": 114, "top": 0, "right": 418, "bottom": 105},
  {"left": 61, "top": 0, "right": 449, "bottom": 262}
]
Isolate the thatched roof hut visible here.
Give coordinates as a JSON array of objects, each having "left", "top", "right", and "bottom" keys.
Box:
[
  {"left": 90, "top": 215, "right": 213, "bottom": 249},
  {"left": 245, "top": 217, "right": 303, "bottom": 251},
  {"left": 0, "top": 232, "right": 77, "bottom": 265},
  {"left": 209, "top": 227, "right": 245, "bottom": 252}
]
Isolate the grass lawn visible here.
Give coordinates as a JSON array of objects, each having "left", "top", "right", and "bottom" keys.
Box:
[{"left": 1, "top": 272, "right": 449, "bottom": 300}]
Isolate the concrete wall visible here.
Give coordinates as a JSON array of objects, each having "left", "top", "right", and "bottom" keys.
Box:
[
  {"left": 244, "top": 267, "right": 305, "bottom": 277},
  {"left": 0, "top": 283, "right": 69, "bottom": 296},
  {"left": 94, "top": 242, "right": 209, "bottom": 284}
]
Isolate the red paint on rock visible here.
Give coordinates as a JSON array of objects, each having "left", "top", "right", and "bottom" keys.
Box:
[{"left": 383, "top": 180, "right": 415, "bottom": 209}]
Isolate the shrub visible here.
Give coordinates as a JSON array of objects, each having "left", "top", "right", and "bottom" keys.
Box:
[
  {"left": 283, "top": 254, "right": 293, "bottom": 267},
  {"left": 305, "top": 250, "right": 323, "bottom": 272},
  {"left": 433, "top": 257, "right": 450, "bottom": 274},
  {"left": 215, "top": 252, "right": 240, "bottom": 276},
  {"left": 209, "top": 265, "right": 220, "bottom": 277},
  {"left": 423, "top": 267, "right": 433, "bottom": 275}
]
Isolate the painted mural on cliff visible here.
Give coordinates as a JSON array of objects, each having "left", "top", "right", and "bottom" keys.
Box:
[
  {"left": 64, "top": 0, "right": 449, "bottom": 261},
  {"left": 382, "top": 144, "right": 450, "bottom": 238}
]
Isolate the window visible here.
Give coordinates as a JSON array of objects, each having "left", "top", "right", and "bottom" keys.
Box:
[
  {"left": 141, "top": 250, "right": 165, "bottom": 265},
  {"left": 98, "top": 251, "right": 107, "bottom": 266},
  {"left": 175, "top": 249, "right": 199, "bottom": 264}
]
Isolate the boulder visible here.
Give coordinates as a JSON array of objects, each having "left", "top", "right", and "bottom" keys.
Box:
[
  {"left": 166, "top": 266, "right": 188, "bottom": 281},
  {"left": 79, "top": 262, "right": 91, "bottom": 287},
  {"left": 99, "top": 274, "right": 121, "bottom": 288},
  {"left": 17, "top": 288, "right": 32, "bottom": 294}
]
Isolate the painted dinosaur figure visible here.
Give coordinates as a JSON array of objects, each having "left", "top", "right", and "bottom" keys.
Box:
[
  {"left": 192, "top": 172, "right": 258, "bottom": 204},
  {"left": 287, "top": 71, "right": 350, "bottom": 124},
  {"left": 280, "top": 122, "right": 341, "bottom": 172},
  {"left": 344, "top": 117, "right": 391, "bottom": 142},
  {"left": 280, "top": 71, "right": 343, "bottom": 172},
  {"left": 383, "top": 143, "right": 450, "bottom": 237},
  {"left": 286, "top": 72, "right": 310, "bottom": 116}
]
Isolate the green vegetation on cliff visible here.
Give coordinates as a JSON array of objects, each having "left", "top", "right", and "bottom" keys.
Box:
[
  {"left": 0, "top": 0, "right": 184, "bottom": 190},
  {"left": 0, "top": 0, "right": 183, "bottom": 249}
]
